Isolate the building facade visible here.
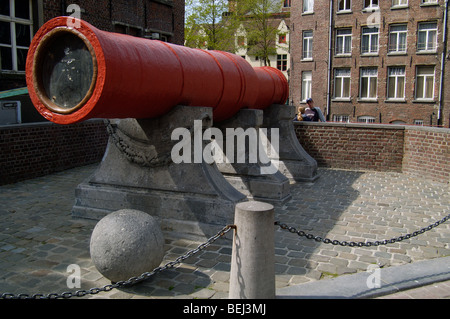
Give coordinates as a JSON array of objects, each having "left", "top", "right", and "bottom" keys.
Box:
[
  {"left": 235, "top": 9, "right": 291, "bottom": 80},
  {"left": 290, "top": 0, "right": 449, "bottom": 127},
  {"left": 0, "top": 0, "right": 184, "bottom": 123}
]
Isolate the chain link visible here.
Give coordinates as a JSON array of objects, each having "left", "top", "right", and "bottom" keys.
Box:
[
  {"left": 1, "top": 225, "right": 235, "bottom": 299},
  {"left": 275, "top": 214, "right": 450, "bottom": 247}
]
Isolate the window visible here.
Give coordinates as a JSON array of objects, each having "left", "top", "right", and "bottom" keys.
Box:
[
  {"left": 303, "top": 0, "right": 314, "bottom": 13},
  {"left": 334, "top": 68, "right": 351, "bottom": 99},
  {"left": 361, "top": 27, "right": 379, "bottom": 54},
  {"left": 413, "top": 119, "right": 424, "bottom": 125},
  {"left": 358, "top": 116, "right": 376, "bottom": 123},
  {"left": 392, "top": 0, "right": 408, "bottom": 7},
  {"left": 338, "top": 0, "right": 351, "bottom": 12},
  {"left": 336, "top": 29, "right": 352, "bottom": 55},
  {"left": 415, "top": 66, "right": 435, "bottom": 100},
  {"left": 360, "top": 68, "right": 378, "bottom": 99},
  {"left": 417, "top": 22, "right": 437, "bottom": 52},
  {"left": 421, "top": 0, "right": 438, "bottom": 5},
  {"left": 333, "top": 115, "right": 350, "bottom": 122},
  {"left": 389, "top": 24, "right": 407, "bottom": 53},
  {"left": 387, "top": 67, "right": 406, "bottom": 100},
  {"left": 302, "top": 30, "right": 313, "bottom": 60},
  {"left": 301, "top": 71, "right": 312, "bottom": 102},
  {"left": 277, "top": 54, "right": 287, "bottom": 71},
  {"left": 364, "top": 0, "right": 379, "bottom": 9},
  {"left": 0, "top": 0, "right": 33, "bottom": 72},
  {"left": 284, "top": 0, "right": 291, "bottom": 7}
]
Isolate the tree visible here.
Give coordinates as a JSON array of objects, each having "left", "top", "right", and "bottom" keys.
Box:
[
  {"left": 185, "top": 0, "right": 240, "bottom": 52},
  {"left": 236, "top": 0, "right": 284, "bottom": 66}
]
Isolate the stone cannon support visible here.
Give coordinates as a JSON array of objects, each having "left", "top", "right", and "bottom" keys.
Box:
[
  {"left": 214, "top": 109, "right": 291, "bottom": 204},
  {"left": 262, "top": 104, "right": 319, "bottom": 182}
]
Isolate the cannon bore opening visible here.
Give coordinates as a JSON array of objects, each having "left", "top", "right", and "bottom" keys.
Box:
[{"left": 32, "top": 28, "right": 97, "bottom": 114}]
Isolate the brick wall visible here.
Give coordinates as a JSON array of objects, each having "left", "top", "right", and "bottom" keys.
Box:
[
  {"left": 43, "top": 0, "right": 185, "bottom": 45},
  {"left": 0, "top": 120, "right": 108, "bottom": 185},
  {"left": 294, "top": 122, "right": 405, "bottom": 172},
  {"left": 2, "top": 119, "right": 447, "bottom": 186},
  {"left": 403, "top": 126, "right": 450, "bottom": 183},
  {"left": 295, "top": 122, "right": 449, "bottom": 184},
  {"left": 289, "top": 0, "right": 449, "bottom": 127}
]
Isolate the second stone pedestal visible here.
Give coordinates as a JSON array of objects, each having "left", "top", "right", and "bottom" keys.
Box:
[{"left": 214, "top": 109, "right": 291, "bottom": 204}]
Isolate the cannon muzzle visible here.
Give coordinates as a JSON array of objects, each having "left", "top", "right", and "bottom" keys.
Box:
[{"left": 26, "top": 17, "right": 288, "bottom": 124}]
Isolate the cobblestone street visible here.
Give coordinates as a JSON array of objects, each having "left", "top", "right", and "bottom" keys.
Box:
[{"left": 0, "top": 164, "right": 449, "bottom": 299}]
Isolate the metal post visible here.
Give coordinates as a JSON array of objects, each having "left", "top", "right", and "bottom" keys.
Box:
[{"left": 229, "top": 201, "right": 275, "bottom": 299}]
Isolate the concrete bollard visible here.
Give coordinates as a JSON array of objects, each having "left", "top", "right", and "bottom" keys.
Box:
[{"left": 229, "top": 201, "right": 275, "bottom": 299}]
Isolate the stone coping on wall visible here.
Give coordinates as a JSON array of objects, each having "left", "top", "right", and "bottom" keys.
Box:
[
  {"left": 295, "top": 121, "right": 450, "bottom": 133},
  {"left": 294, "top": 121, "right": 449, "bottom": 184},
  {"left": 0, "top": 118, "right": 105, "bottom": 129}
]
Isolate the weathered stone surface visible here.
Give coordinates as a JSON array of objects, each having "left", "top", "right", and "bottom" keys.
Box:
[{"left": 90, "top": 209, "right": 164, "bottom": 282}]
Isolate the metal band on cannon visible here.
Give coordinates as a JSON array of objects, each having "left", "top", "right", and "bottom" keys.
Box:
[{"left": 26, "top": 17, "right": 288, "bottom": 124}]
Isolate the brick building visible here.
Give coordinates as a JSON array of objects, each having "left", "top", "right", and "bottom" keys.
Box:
[
  {"left": 0, "top": 0, "right": 184, "bottom": 124},
  {"left": 289, "top": 0, "right": 450, "bottom": 127}
]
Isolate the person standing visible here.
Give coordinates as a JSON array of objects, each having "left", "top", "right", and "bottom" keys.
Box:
[{"left": 304, "top": 98, "right": 320, "bottom": 121}]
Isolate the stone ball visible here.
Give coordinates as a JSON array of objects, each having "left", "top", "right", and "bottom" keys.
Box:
[{"left": 90, "top": 209, "right": 164, "bottom": 283}]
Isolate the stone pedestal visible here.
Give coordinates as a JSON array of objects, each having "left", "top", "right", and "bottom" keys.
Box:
[
  {"left": 72, "top": 106, "right": 246, "bottom": 238},
  {"left": 214, "top": 109, "right": 291, "bottom": 204},
  {"left": 229, "top": 201, "right": 275, "bottom": 299},
  {"left": 262, "top": 104, "right": 319, "bottom": 182}
]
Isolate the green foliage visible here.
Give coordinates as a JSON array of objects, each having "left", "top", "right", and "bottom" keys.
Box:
[
  {"left": 236, "top": 0, "right": 284, "bottom": 66},
  {"left": 185, "top": 0, "right": 240, "bottom": 52}
]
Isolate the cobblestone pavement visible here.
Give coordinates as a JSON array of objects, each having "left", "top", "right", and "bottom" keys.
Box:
[{"left": 0, "top": 164, "right": 449, "bottom": 299}]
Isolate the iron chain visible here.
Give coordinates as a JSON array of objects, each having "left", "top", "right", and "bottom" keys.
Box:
[
  {"left": 275, "top": 213, "right": 450, "bottom": 247},
  {"left": 0, "top": 224, "right": 235, "bottom": 299}
]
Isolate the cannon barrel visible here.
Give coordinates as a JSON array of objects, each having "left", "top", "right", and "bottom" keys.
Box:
[{"left": 26, "top": 17, "right": 289, "bottom": 125}]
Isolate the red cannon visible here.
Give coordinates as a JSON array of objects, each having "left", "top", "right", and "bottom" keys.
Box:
[{"left": 26, "top": 17, "right": 288, "bottom": 125}]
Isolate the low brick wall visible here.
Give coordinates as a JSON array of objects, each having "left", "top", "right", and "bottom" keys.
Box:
[
  {"left": 0, "top": 120, "right": 109, "bottom": 185},
  {"left": 403, "top": 126, "right": 450, "bottom": 184},
  {"left": 294, "top": 122, "right": 449, "bottom": 184},
  {"left": 1, "top": 119, "right": 447, "bottom": 185}
]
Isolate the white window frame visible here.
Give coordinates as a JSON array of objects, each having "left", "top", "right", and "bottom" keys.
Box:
[
  {"left": 335, "top": 28, "right": 352, "bottom": 56},
  {"left": 302, "top": 30, "right": 313, "bottom": 60},
  {"left": 387, "top": 66, "right": 406, "bottom": 100},
  {"left": 334, "top": 68, "right": 351, "bottom": 99},
  {"left": 359, "top": 67, "right": 378, "bottom": 100},
  {"left": 392, "top": 0, "right": 408, "bottom": 8},
  {"left": 421, "top": 0, "right": 438, "bottom": 5},
  {"left": 364, "top": 0, "right": 379, "bottom": 10},
  {"left": 358, "top": 116, "right": 376, "bottom": 123},
  {"left": 338, "top": 0, "right": 352, "bottom": 12},
  {"left": 301, "top": 71, "right": 312, "bottom": 102},
  {"left": 417, "top": 22, "right": 437, "bottom": 53},
  {"left": 303, "top": 0, "right": 314, "bottom": 14},
  {"left": 277, "top": 54, "right": 287, "bottom": 72},
  {"left": 415, "top": 66, "right": 435, "bottom": 100},
  {"left": 0, "top": 0, "right": 33, "bottom": 72},
  {"left": 388, "top": 24, "right": 407, "bottom": 53},
  {"left": 361, "top": 26, "right": 379, "bottom": 55},
  {"left": 333, "top": 115, "right": 350, "bottom": 123}
]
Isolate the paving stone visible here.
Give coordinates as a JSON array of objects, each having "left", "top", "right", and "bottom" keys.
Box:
[{"left": 0, "top": 164, "right": 449, "bottom": 299}]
